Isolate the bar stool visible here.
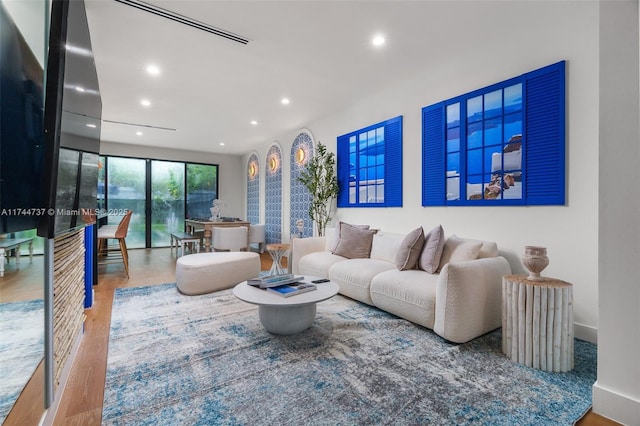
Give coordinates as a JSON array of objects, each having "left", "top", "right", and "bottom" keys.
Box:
[{"left": 97, "top": 210, "right": 133, "bottom": 278}]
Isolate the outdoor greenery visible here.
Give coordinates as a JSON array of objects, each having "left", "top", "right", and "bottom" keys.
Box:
[
  {"left": 297, "top": 142, "right": 340, "bottom": 237},
  {"left": 187, "top": 164, "right": 217, "bottom": 193},
  {"left": 99, "top": 157, "right": 218, "bottom": 247}
]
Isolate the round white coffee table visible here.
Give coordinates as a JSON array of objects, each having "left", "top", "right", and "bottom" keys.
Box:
[{"left": 233, "top": 278, "right": 339, "bottom": 335}]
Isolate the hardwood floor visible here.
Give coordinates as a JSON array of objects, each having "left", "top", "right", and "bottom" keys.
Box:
[
  {"left": 0, "top": 253, "right": 44, "bottom": 303},
  {"left": 3, "top": 248, "right": 619, "bottom": 425}
]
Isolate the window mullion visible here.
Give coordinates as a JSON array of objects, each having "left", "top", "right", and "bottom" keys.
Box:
[{"left": 459, "top": 101, "right": 467, "bottom": 203}]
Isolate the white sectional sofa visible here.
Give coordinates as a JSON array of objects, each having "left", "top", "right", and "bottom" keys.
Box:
[{"left": 290, "top": 223, "right": 511, "bottom": 343}]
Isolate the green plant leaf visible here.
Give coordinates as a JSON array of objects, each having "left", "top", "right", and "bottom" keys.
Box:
[{"left": 297, "top": 142, "right": 339, "bottom": 236}]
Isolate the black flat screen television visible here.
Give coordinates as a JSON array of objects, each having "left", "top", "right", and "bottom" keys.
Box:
[
  {"left": 38, "top": 0, "right": 102, "bottom": 238},
  {"left": 0, "top": 3, "right": 46, "bottom": 234}
]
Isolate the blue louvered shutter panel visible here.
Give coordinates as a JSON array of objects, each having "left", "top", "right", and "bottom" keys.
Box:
[
  {"left": 336, "top": 134, "right": 351, "bottom": 207},
  {"left": 524, "top": 61, "right": 566, "bottom": 205},
  {"left": 384, "top": 116, "right": 403, "bottom": 207},
  {"left": 422, "top": 102, "right": 446, "bottom": 206}
]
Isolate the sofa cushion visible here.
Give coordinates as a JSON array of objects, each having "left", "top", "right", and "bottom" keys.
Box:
[
  {"left": 324, "top": 227, "right": 339, "bottom": 251},
  {"left": 418, "top": 225, "right": 446, "bottom": 274},
  {"left": 369, "top": 232, "right": 407, "bottom": 264},
  {"left": 332, "top": 222, "right": 376, "bottom": 259},
  {"left": 370, "top": 269, "right": 437, "bottom": 329},
  {"left": 298, "top": 251, "right": 347, "bottom": 278},
  {"left": 476, "top": 240, "right": 499, "bottom": 259},
  {"left": 394, "top": 227, "right": 425, "bottom": 270},
  {"left": 329, "top": 258, "right": 395, "bottom": 305},
  {"left": 438, "top": 235, "right": 482, "bottom": 271}
]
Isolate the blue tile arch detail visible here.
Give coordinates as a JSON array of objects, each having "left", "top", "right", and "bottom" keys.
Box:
[
  {"left": 246, "top": 153, "right": 260, "bottom": 224},
  {"left": 290, "top": 132, "right": 314, "bottom": 238},
  {"left": 265, "top": 145, "right": 282, "bottom": 244}
]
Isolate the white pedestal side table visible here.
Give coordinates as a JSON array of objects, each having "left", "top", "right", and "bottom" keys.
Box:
[{"left": 502, "top": 274, "right": 574, "bottom": 372}]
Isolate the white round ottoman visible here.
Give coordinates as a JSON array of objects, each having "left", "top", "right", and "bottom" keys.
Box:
[{"left": 176, "top": 252, "right": 261, "bottom": 295}]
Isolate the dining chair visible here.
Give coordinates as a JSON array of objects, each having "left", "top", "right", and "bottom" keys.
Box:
[
  {"left": 97, "top": 210, "right": 133, "bottom": 278},
  {"left": 248, "top": 224, "right": 266, "bottom": 253},
  {"left": 212, "top": 226, "right": 248, "bottom": 252}
]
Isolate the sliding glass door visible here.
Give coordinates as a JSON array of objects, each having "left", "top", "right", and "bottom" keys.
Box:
[
  {"left": 151, "top": 160, "right": 185, "bottom": 247},
  {"left": 106, "top": 157, "right": 146, "bottom": 249},
  {"left": 100, "top": 156, "right": 218, "bottom": 248},
  {"left": 186, "top": 163, "right": 218, "bottom": 220}
]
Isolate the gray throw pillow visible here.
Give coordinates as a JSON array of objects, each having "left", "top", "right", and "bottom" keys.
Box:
[
  {"left": 418, "top": 225, "right": 446, "bottom": 274},
  {"left": 332, "top": 222, "right": 376, "bottom": 259},
  {"left": 328, "top": 222, "right": 371, "bottom": 252},
  {"left": 395, "top": 227, "right": 425, "bottom": 270}
]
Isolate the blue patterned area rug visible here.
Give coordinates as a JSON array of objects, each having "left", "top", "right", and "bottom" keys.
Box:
[
  {"left": 0, "top": 299, "right": 44, "bottom": 423},
  {"left": 102, "top": 283, "right": 596, "bottom": 425}
]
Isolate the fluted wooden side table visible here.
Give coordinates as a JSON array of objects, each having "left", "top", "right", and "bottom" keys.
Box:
[{"left": 502, "top": 274, "right": 574, "bottom": 372}]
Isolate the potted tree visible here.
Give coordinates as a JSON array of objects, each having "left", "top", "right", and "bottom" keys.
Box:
[{"left": 297, "top": 142, "right": 340, "bottom": 237}]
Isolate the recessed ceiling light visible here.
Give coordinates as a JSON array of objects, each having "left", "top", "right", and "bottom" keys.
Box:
[
  {"left": 140, "top": 99, "right": 151, "bottom": 107},
  {"left": 250, "top": 120, "right": 258, "bottom": 125},
  {"left": 372, "top": 34, "right": 386, "bottom": 47},
  {"left": 86, "top": 123, "right": 96, "bottom": 128},
  {"left": 219, "top": 142, "right": 225, "bottom": 146},
  {"left": 281, "top": 98, "right": 290, "bottom": 105},
  {"left": 75, "top": 86, "right": 85, "bottom": 92},
  {"left": 136, "top": 131, "right": 143, "bottom": 136},
  {"left": 146, "top": 64, "right": 161, "bottom": 76}
]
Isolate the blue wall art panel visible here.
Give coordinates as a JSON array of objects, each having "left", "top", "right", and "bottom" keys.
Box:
[
  {"left": 265, "top": 145, "right": 282, "bottom": 244},
  {"left": 290, "top": 133, "right": 314, "bottom": 238},
  {"left": 246, "top": 154, "right": 260, "bottom": 224}
]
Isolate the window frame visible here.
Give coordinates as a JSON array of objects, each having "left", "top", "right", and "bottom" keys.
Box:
[
  {"left": 422, "top": 61, "right": 565, "bottom": 207},
  {"left": 337, "top": 116, "right": 403, "bottom": 208},
  {"left": 98, "top": 154, "right": 219, "bottom": 248}
]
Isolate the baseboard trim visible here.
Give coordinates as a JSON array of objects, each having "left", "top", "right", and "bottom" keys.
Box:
[
  {"left": 574, "top": 322, "right": 597, "bottom": 344},
  {"left": 592, "top": 380, "right": 640, "bottom": 425}
]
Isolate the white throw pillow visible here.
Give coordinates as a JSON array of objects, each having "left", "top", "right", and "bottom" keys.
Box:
[{"left": 437, "top": 235, "right": 482, "bottom": 272}]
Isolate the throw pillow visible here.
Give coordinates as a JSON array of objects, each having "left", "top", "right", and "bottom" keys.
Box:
[
  {"left": 395, "top": 227, "right": 425, "bottom": 270},
  {"left": 328, "top": 222, "right": 371, "bottom": 252},
  {"left": 418, "top": 225, "right": 446, "bottom": 274},
  {"left": 332, "top": 222, "right": 376, "bottom": 259},
  {"left": 437, "top": 235, "right": 482, "bottom": 272},
  {"left": 324, "top": 226, "right": 340, "bottom": 252}
]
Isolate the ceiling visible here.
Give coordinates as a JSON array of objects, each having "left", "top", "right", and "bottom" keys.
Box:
[{"left": 83, "top": 0, "right": 532, "bottom": 155}]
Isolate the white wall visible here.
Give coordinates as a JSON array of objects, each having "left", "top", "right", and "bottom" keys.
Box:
[
  {"left": 593, "top": 1, "right": 640, "bottom": 424},
  {"left": 100, "top": 141, "right": 245, "bottom": 219},
  {"left": 2, "top": 0, "right": 48, "bottom": 67},
  {"left": 249, "top": 1, "right": 601, "bottom": 342}
]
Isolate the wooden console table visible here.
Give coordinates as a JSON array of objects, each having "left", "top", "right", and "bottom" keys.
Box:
[
  {"left": 185, "top": 219, "right": 250, "bottom": 252},
  {"left": 0, "top": 237, "right": 34, "bottom": 277},
  {"left": 502, "top": 274, "right": 574, "bottom": 372}
]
